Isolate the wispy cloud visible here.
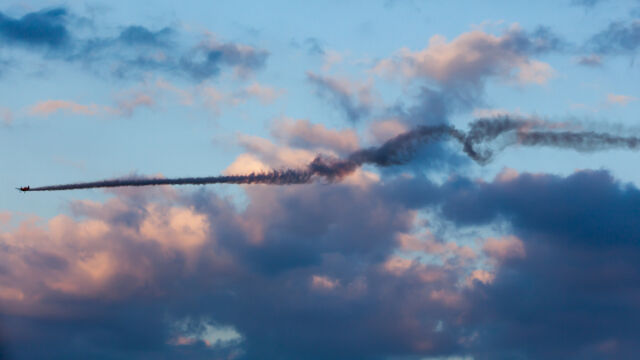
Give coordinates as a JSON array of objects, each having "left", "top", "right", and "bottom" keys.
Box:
[
  {"left": 0, "top": 106, "right": 13, "bottom": 125},
  {"left": 606, "top": 93, "right": 637, "bottom": 106},
  {"left": 0, "top": 7, "right": 269, "bottom": 81},
  {"left": 307, "top": 72, "right": 377, "bottom": 122},
  {"left": 28, "top": 100, "right": 100, "bottom": 116}
]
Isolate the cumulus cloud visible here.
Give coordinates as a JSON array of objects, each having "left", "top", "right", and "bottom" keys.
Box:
[
  {"left": 482, "top": 236, "right": 526, "bottom": 261},
  {"left": 0, "top": 179, "right": 469, "bottom": 359},
  {"left": 438, "top": 170, "right": 640, "bottom": 358},
  {"left": 374, "top": 25, "right": 560, "bottom": 90},
  {"left": 3, "top": 168, "right": 640, "bottom": 358},
  {"left": 232, "top": 134, "right": 317, "bottom": 169}
]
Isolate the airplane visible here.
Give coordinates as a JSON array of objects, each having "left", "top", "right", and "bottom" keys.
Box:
[{"left": 16, "top": 186, "right": 30, "bottom": 192}]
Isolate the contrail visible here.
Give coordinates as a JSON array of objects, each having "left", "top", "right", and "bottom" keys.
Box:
[{"left": 21, "top": 117, "right": 640, "bottom": 192}]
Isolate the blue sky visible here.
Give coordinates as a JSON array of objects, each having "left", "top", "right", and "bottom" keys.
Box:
[
  {"left": 2, "top": 0, "right": 639, "bottom": 217},
  {"left": 1, "top": 1, "right": 640, "bottom": 359}
]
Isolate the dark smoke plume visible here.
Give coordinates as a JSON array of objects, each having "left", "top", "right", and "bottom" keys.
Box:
[
  {"left": 26, "top": 171, "right": 313, "bottom": 191},
  {"left": 518, "top": 131, "right": 640, "bottom": 151},
  {"left": 22, "top": 117, "right": 640, "bottom": 192}
]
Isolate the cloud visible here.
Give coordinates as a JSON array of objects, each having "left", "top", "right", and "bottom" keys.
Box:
[
  {"left": 436, "top": 170, "right": 640, "bottom": 358},
  {"left": 0, "top": 7, "right": 269, "bottom": 82},
  {"left": 117, "top": 25, "right": 173, "bottom": 47},
  {"left": 322, "top": 50, "right": 343, "bottom": 71},
  {"left": 200, "top": 82, "right": 281, "bottom": 114},
  {"left": 112, "top": 91, "right": 155, "bottom": 116},
  {"left": 26, "top": 91, "right": 155, "bottom": 118},
  {"left": 606, "top": 93, "right": 637, "bottom": 106},
  {"left": 4, "top": 168, "right": 640, "bottom": 358},
  {"left": 307, "top": 72, "right": 376, "bottom": 122},
  {"left": 240, "top": 82, "right": 284, "bottom": 104},
  {"left": 576, "top": 53, "right": 603, "bottom": 67},
  {"left": 482, "top": 236, "right": 526, "bottom": 261},
  {"left": 0, "top": 107, "right": 13, "bottom": 125},
  {"left": 271, "top": 117, "right": 360, "bottom": 154},
  {"left": 28, "top": 100, "right": 100, "bottom": 116},
  {"left": 180, "top": 37, "right": 269, "bottom": 80},
  {"left": 303, "top": 37, "right": 325, "bottom": 55},
  {"left": 368, "top": 118, "right": 409, "bottom": 142},
  {"left": 25, "top": 77, "right": 280, "bottom": 119},
  {"left": 586, "top": 20, "right": 640, "bottom": 55},
  {"left": 231, "top": 134, "right": 317, "bottom": 169},
  {"left": 0, "top": 7, "right": 69, "bottom": 49},
  {"left": 0, "top": 179, "right": 467, "bottom": 359},
  {"left": 374, "top": 25, "right": 560, "bottom": 90}
]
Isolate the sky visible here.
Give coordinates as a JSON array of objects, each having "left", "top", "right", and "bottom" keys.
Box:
[{"left": 1, "top": 0, "right": 640, "bottom": 359}]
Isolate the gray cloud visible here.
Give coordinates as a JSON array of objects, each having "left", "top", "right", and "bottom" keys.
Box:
[
  {"left": 586, "top": 20, "right": 640, "bottom": 55},
  {"left": 117, "top": 25, "right": 173, "bottom": 47},
  {"left": 0, "top": 7, "right": 70, "bottom": 49},
  {"left": 0, "top": 7, "right": 268, "bottom": 81},
  {"left": 180, "top": 41, "right": 268, "bottom": 80},
  {"left": 438, "top": 170, "right": 640, "bottom": 359},
  {"left": 307, "top": 72, "right": 375, "bottom": 123},
  {"left": 5, "top": 164, "right": 640, "bottom": 359}
]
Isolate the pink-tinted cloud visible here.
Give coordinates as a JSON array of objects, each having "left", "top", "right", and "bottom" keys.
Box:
[
  {"left": 3, "top": 169, "right": 640, "bottom": 359},
  {"left": 111, "top": 91, "right": 155, "bottom": 116},
  {"left": 368, "top": 118, "right": 409, "bottom": 143},
  {"left": 310, "top": 275, "right": 339, "bottom": 290},
  {"left": 242, "top": 82, "right": 284, "bottom": 104},
  {"left": 232, "top": 134, "right": 317, "bottom": 169},
  {"left": 465, "top": 269, "right": 495, "bottom": 287},
  {"left": 0, "top": 178, "right": 472, "bottom": 358},
  {"left": 271, "top": 117, "right": 360, "bottom": 154},
  {"left": 482, "top": 236, "right": 526, "bottom": 261},
  {"left": 28, "top": 100, "right": 101, "bottom": 117},
  {"left": 374, "top": 25, "right": 556, "bottom": 88},
  {"left": 0, "top": 106, "right": 13, "bottom": 125},
  {"left": 226, "top": 131, "right": 379, "bottom": 187},
  {"left": 200, "top": 82, "right": 283, "bottom": 114},
  {"left": 606, "top": 93, "right": 637, "bottom": 106}
]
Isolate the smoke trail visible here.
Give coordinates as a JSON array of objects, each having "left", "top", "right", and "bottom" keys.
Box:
[
  {"left": 22, "top": 116, "right": 640, "bottom": 192},
  {"left": 27, "top": 170, "right": 313, "bottom": 191},
  {"left": 518, "top": 130, "right": 640, "bottom": 151}
]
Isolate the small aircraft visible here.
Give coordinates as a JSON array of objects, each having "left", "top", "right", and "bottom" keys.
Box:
[{"left": 16, "top": 186, "right": 30, "bottom": 192}]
